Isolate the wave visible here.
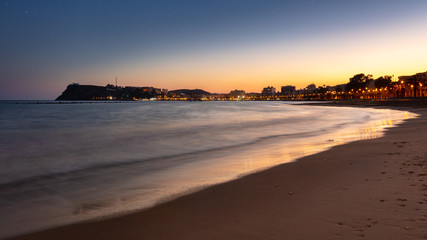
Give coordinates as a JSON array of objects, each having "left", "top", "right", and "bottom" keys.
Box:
[{"left": 0, "top": 122, "right": 350, "bottom": 190}]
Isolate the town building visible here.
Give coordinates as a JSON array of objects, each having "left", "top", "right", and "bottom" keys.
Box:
[
  {"left": 281, "top": 85, "right": 296, "bottom": 95},
  {"left": 262, "top": 86, "right": 276, "bottom": 96},
  {"left": 229, "top": 89, "right": 246, "bottom": 99},
  {"left": 306, "top": 84, "right": 317, "bottom": 93}
]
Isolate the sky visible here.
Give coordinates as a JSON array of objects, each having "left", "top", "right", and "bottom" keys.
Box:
[{"left": 1, "top": 0, "right": 427, "bottom": 99}]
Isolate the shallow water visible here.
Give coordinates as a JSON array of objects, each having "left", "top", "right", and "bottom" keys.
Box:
[{"left": 0, "top": 101, "right": 416, "bottom": 238}]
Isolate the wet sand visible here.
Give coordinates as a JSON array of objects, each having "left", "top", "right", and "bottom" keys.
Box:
[{"left": 8, "top": 100, "right": 427, "bottom": 240}]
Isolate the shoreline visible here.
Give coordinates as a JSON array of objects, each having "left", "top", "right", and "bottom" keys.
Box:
[{"left": 7, "top": 101, "right": 427, "bottom": 240}]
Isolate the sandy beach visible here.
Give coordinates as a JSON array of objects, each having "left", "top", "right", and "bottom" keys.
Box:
[{"left": 7, "top": 101, "right": 427, "bottom": 240}]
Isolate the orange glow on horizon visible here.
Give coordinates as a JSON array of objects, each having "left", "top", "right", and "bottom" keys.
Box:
[{"left": 71, "top": 16, "right": 427, "bottom": 94}]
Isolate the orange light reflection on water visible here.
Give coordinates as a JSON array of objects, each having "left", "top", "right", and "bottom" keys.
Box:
[{"left": 69, "top": 109, "right": 418, "bottom": 224}]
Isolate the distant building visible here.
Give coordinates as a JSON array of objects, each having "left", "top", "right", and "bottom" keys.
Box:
[
  {"left": 211, "top": 93, "right": 227, "bottom": 100},
  {"left": 106, "top": 84, "right": 116, "bottom": 91},
  {"left": 306, "top": 84, "right": 317, "bottom": 93},
  {"left": 334, "top": 84, "right": 347, "bottom": 92},
  {"left": 399, "top": 71, "right": 427, "bottom": 83},
  {"left": 262, "top": 86, "right": 276, "bottom": 96},
  {"left": 229, "top": 89, "right": 245, "bottom": 99},
  {"left": 398, "top": 71, "right": 427, "bottom": 98},
  {"left": 325, "top": 86, "right": 335, "bottom": 92},
  {"left": 245, "top": 92, "right": 260, "bottom": 100},
  {"left": 366, "top": 79, "right": 376, "bottom": 90},
  {"left": 281, "top": 85, "right": 296, "bottom": 95}
]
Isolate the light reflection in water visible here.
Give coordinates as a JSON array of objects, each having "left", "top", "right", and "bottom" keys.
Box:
[{"left": 110, "top": 109, "right": 417, "bottom": 217}]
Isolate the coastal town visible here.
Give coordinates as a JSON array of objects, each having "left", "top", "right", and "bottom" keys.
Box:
[{"left": 56, "top": 71, "right": 427, "bottom": 101}]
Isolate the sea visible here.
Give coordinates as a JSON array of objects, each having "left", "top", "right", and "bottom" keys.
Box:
[{"left": 0, "top": 100, "right": 416, "bottom": 238}]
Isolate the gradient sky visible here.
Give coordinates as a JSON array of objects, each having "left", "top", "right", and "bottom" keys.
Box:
[{"left": 1, "top": 0, "right": 427, "bottom": 99}]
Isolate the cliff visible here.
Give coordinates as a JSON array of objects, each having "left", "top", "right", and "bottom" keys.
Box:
[{"left": 56, "top": 84, "right": 160, "bottom": 100}]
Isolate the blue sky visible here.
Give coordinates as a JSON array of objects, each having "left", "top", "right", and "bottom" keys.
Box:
[{"left": 1, "top": 0, "right": 427, "bottom": 99}]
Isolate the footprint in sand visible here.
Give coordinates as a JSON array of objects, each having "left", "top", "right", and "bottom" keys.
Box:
[{"left": 396, "top": 198, "right": 407, "bottom": 201}]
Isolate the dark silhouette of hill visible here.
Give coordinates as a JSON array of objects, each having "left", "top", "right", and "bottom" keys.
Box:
[
  {"left": 56, "top": 84, "right": 160, "bottom": 100},
  {"left": 56, "top": 85, "right": 108, "bottom": 100},
  {"left": 168, "top": 89, "right": 211, "bottom": 96}
]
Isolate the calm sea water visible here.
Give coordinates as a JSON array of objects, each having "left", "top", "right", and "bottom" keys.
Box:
[{"left": 0, "top": 101, "right": 415, "bottom": 238}]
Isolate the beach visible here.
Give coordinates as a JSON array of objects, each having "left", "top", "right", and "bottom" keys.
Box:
[{"left": 7, "top": 101, "right": 427, "bottom": 240}]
